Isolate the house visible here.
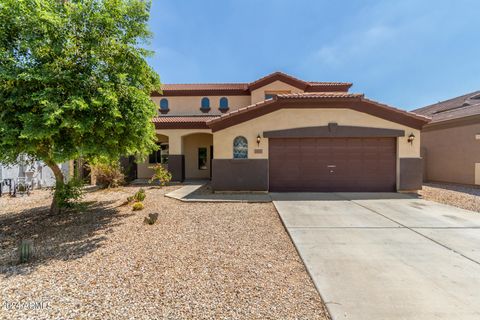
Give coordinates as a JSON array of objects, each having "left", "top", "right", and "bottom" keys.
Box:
[
  {"left": 413, "top": 91, "right": 480, "bottom": 186},
  {"left": 137, "top": 72, "right": 430, "bottom": 192},
  {"left": 0, "top": 156, "right": 72, "bottom": 194}
]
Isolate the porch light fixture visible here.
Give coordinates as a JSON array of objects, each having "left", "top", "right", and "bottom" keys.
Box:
[
  {"left": 407, "top": 133, "right": 415, "bottom": 144},
  {"left": 256, "top": 134, "right": 261, "bottom": 146}
]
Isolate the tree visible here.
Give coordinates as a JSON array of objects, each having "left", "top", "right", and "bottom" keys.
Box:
[{"left": 0, "top": 0, "right": 160, "bottom": 213}]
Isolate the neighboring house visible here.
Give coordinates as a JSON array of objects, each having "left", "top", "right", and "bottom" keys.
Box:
[
  {"left": 413, "top": 91, "right": 480, "bottom": 185},
  {"left": 138, "top": 71, "right": 429, "bottom": 192},
  {"left": 0, "top": 156, "right": 72, "bottom": 192}
]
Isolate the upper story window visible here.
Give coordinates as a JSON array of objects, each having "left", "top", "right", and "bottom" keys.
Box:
[
  {"left": 160, "top": 98, "right": 169, "bottom": 112},
  {"left": 265, "top": 90, "right": 291, "bottom": 100},
  {"left": 233, "top": 136, "right": 248, "bottom": 159},
  {"left": 219, "top": 97, "right": 229, "bottom": 110},
  {"left": 201, "top": 97, "right": 210, "bottom": 111}
]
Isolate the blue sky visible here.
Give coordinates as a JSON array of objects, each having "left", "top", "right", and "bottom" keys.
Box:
[{"left": 147, "top": 0, "right": 480, "bottom": 110}]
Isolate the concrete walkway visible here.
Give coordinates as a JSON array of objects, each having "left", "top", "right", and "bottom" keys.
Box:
[
  {"left": 272, "top": 192, "right": 480, "bottom": 320},
  {"left": 165, "top": 182, "right": 271, "bottom": 202}
]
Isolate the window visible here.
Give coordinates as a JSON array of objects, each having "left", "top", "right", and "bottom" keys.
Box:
[
  {"left": 265, "top": 90, "right": 291, "bottom": 100},
  {"left": 198, "top": 148, "right": 207, "bottom": 170},
  {"left": 201, "top": 97, "right": 210, "bottom": 110},
  {"left": 219, "top": 97, "right": 229, "bottom": 110},
  {"left": 265, "top": 93, "right": 276, "bottom": 100},
  {"left": 233, "top": 136, "right": 248, "bottom": 159},
  {"left": 160, "top": 98, "right": 169, "bottom": 111},
  {"left": 148, "top": 143, "right": 169, "bottom": 164}
]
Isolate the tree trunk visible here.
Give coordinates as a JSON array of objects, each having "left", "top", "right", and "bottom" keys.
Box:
[{"left": 45, "top": 160, "right": 65, "bottom": 214}]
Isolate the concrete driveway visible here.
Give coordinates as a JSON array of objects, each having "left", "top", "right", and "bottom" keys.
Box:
[{"left": 272, "top": 193, "right": 480, "bottom": 320}]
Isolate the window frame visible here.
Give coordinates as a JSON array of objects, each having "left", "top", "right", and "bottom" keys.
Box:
[
  {"left": 198, "top": 147, "right": 208, "bottom": 170},
  {"left": 264, "top": 90, "right": 291, "bottom": 100},
  {"left": 219, "top": 97, "right": 229, "bottom": 111},
  {"left": 200, "top": 97, "right": 210, "bottom": 111},
  {"left": 233, "top": 136, "right": 248, "bottom": 159},
  {"left": 160, "top": 98, "right": 169, "bottom": 111},
  {"left": 148, "top": 142, "right": 169, "bottom": 164}
]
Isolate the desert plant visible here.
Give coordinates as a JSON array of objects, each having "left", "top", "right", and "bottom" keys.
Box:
[
  {"left": 149, "top": 164, "right": 172, "bottom": 186},
  {"left": 143, "top": 213, "right": 158, "bottom": 225},
  {"left": 19, "top": 240, "right": 33, "bottom": 263},
  {"left": 134, "top": 188, "right": 146, "bottom": 202},
  {"left": 53, "top": 178, "right": 84, "bottom": 211},
  {"left": 90, "top": 162, "right": 125, "bottom": 188},
  {"left": 132, "top": 202, "right": 144, "bottom": 211}
]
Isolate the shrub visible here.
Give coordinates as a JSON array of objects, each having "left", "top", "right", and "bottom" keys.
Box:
[
  {"left": 143, "top": 212, "right": 158, "bottom": 225},
  {"left": 134, "top": 188, "right": 146, "bottom": 202},
  {"left": 149, "top": 164, "right": 172, "bottom": 186},
  {"left": 90, "top": 162, "right": 125, "bottom": 188},
  {"left": 54, "top": 178, "right": 84, "bottom": 210},
  {"left": 132, "top": 201, "right": 144, "bottom": 211}
]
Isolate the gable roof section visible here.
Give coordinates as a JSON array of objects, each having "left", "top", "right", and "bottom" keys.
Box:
[
  {"left": 152, "top": 72, "right": 352, "bottom": 96},
  {"left": 412, "top": 90, "right": 480, "bottom": 124},
  {"left": 207, "top": 92, "right": 430, "bottom": 131}
]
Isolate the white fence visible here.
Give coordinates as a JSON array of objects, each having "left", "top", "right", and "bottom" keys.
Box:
[{"left": 0, "top": 159, "right": 71, "bottom": 195}]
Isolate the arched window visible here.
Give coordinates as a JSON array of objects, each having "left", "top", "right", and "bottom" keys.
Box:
[
  {"left": 233, "top": 136, "right": 248, "bottom": 159},
  {"left": 160, "top": 98, "right": 169, "bottom": 111},
  {"left": 201, "top": 97, "right": 210, "bottom": 110},
  {"left": 219, "top": 97, "right": 229, "bottom": 110}
]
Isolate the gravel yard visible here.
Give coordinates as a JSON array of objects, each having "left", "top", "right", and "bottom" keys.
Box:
[
  {"left": 419, "top": 183, "right": 480, "bottom": 212},
  {"left": 0, "top": 186, "right": 328, "bottom": 320}
]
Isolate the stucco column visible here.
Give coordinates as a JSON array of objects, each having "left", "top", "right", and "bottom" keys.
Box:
[{"left": 166, "top": 132, "right": 184, "bottom": 182}]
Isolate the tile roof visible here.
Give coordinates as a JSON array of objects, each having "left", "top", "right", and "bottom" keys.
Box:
[
  {"left": 152, "top": 116, "right": 220, "bottom": 129},
  {"left": 412, "top": 91, "right": 480, "bottom": 124},
  {"left": 153, "top": 71, "right": 352, "bottom": 96},
  {"left": 207, "top": 92, "right": 430, "bottom": 130},
  {"left": 161, "top": 83, "right": 249, "bottom": 91},
  {"left": 276, "top": 92, "right": 364, "bottom": 99}
]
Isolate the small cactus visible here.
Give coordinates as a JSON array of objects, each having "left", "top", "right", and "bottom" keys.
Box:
[
  {"left": 19, "top": 240, "right": 33, "bottom": 263},
  {"left": 134, "top": 189, "right": 146, "bottom": 202},
  {"left": 132, "top": 201, "right": 144, "bottom": 211},
  {"left": 143, "top": 212, "right": 158, "bottom": 225}
]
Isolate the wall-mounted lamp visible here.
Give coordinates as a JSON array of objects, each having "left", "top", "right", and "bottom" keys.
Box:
[
  {"left": 256, "top": 134, "right": 261, "bottom": 146},
  {"left": 407, "top": 133, "right": 415, "bottom": 145}
]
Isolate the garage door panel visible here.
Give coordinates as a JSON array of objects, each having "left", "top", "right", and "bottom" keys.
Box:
[{"left": 269, "top": 137, "right": 396, "bottom": 192}]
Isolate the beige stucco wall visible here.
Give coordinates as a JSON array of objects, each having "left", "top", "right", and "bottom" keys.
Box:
[
  {"left": 250, "top": 81, "right": 303, "bottom": 104},
  {"left": 422, "top": 122, "right": 480, "bottom": 185},
  {"left": 155, "top": 129, "right": 212, "bottom": 154},
  {"left": 183, "top": 133, "right": 213, "bottom": 179},
  {"left": 213, "top": 108, "right": 420, "bottom": 160},
  {"left": 151, "top": 96, "right": 251, "bottom": 115},
  {"left": 137, "top": 134, "right": 169, "bottom": 179}
]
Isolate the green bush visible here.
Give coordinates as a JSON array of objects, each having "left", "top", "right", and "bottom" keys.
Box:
[
  {"left": 149, "top": 164, "right": 172, "bottom": 186},
  {"left": 132, "top": 201, "right": 144, "bottom": 211},
  {"left": 54, "top": 178, "right": 84, "bottom": 210},
  {"left": 134, "top": 188, "right": 146, "bottom": 202},
  {"left": 91, "top": 162, "right": 125, "bottom": 188}
]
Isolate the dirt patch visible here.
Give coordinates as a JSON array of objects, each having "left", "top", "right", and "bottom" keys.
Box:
[
  {"left": 419, "top": 183, "right": 480, "bottom": 212},
  {"left": 0, "top": 185, "right": 328, "bottom": 319}
]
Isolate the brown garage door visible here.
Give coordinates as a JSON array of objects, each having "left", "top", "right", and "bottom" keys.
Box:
[{"left": 269, "top": 137, "right": 396, "bottom": 192}]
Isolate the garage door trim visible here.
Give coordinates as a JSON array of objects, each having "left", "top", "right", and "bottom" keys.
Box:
[{"left": 264, "top": 124, "right": 405, "bottom": 138}]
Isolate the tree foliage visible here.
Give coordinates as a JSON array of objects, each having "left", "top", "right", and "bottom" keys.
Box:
[
  {"left": 0, "top": 0, "right": 159, "bottom": 165},
  {"left": 0, "top": 0, "right": 160, "bottom": 212}
]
